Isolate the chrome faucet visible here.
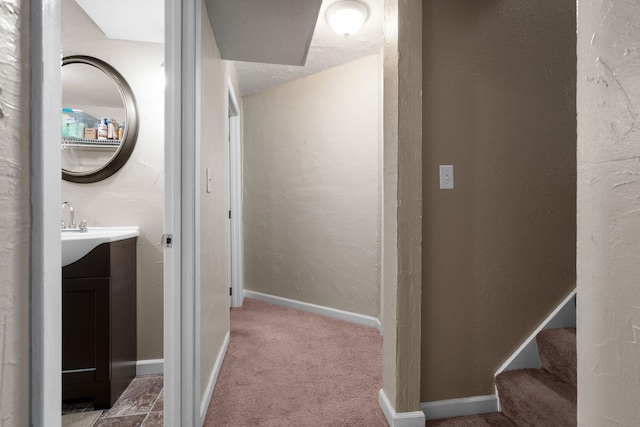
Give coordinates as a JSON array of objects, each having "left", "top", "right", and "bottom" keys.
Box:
[{"left": 61, "top": 202, "right": 76, "bottom": 229}]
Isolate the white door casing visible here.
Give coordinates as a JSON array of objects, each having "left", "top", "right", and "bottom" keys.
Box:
[
  {"left": 30, "top": 1, "right": 63, "bottom": 425},
  {"left": 164, "top": 0, "right": 202, "bottom": 425},
  {"left": 227, "top": 77, "right": 244, "bottom": 308},
  {"left": 30, "top": 0, "right": 201, "bottom": 424}
]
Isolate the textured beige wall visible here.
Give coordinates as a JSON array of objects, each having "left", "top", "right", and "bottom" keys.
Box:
[
  {"left": 381, "top": 0, "right": 423, "bottom": 413},
  {"left": 577, "top": 1, "right": 640, "bottom": 425},
  {"left": 61, "top": 0, "right": 165, "bottom": 360},
  {"left": 200, "top": 3, "right": 236, "bottom": 399},
  {"left": 242, "top": 54, "right": 381, "bottom": 318},
  {"left": 421, "top": 0, "right": 576, "bottom": 401},
  {"left": 0, "top": 0, "right": 30, "bottom": 424},
  {"left": 381, "top": 0, "right": 399, "bottom": 406}
]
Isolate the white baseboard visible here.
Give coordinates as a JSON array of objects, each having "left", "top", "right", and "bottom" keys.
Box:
[
  {"left": 244, "top": 290, "right": 382, "bottom": 333},
  {"left": 421, "top": 395, "right": 498, "bottom": 420},
  {"left": 495, "top": 288, "right": 576, "bottom": 376},
  {"left": 199, "top": 331, "right": 231, "bottom": 426},
  {"left": 136, "top": 359, "right": 164, "bottom": 376},
  {"left": 378, "top": 389, "right": 426, "bottom": 427}
]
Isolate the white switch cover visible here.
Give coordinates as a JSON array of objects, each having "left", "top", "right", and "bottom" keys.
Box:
[
  {"left": 206, "top": 167, "right": 212, "bottom": 193},
  {"left": 439, "top": 165, "right": 454, "bottom": 190}
]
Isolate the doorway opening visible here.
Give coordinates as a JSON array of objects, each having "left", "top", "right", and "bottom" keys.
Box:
[{"left": 31, "top": 0, "right": 178, "bottom": 424}]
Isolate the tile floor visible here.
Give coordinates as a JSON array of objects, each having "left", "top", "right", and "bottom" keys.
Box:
[{"left": 62, "top": 374, "right": 164, "bottom": 426}]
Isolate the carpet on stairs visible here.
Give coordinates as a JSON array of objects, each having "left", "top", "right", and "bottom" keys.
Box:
[
  {"left": 496, "top": 368, "right": 576, "bottom": 426},
  {"left": 536, "top": 327, "right": 576, "bottom": 387},
  {"left": 428, "top": 327, "right": 576, "bottom": 426}
]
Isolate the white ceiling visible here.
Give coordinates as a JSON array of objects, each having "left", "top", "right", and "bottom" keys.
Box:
[
  {"left": 75, "top": 0, "right": 164, "bottom": 44},
  {"left": 233, "top": 0, "right": 383, "bottom": 96},
  {"left": 74, "top": 0, "right": 383, "bottom": 97}
]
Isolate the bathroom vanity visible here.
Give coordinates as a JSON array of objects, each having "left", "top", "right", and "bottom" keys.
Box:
[
  {"left": 60, "top": 52, "right": 142, "bottom": 408},
  {"left": 62, "top": 237, "right": 137, "bottom": 409}
]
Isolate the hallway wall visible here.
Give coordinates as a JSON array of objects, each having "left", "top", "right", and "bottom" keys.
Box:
[
  {"left": 421, "top": 0, "right": 576, "bottom": 401},
  {"left": 61, "top": 0, "right": 165, "bottom": 361},
  {"left": 577, "top": 1, "right": 640, "bottom": 424},
  {"left": 0, "top": 1, "right": 30, "bottom": 424},
  {"left": 242, "top": 54, "right": 381, "bottom": 318},
  {"left": 200, "top": 2, "right": 240, "bottom": 400}
]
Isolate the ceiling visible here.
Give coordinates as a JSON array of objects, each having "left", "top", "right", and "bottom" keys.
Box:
[
  {"left": 75, "top": 0, "right": 164, "bottom": 44},
  {"left": 74, "top": 0, "right": 383, "bottom": 97},
  {"left": 231, "top": 0, "right": 383, "bottom": 96},
  {"left": 204, "top": 0, "right": 323, "bottom": 66}
]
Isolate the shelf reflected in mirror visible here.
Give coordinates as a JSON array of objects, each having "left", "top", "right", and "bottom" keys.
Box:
[{"left": 61, "top": 55, "right": 139, "bottom": 183}]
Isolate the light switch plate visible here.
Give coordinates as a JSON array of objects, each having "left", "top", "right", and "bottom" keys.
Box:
[
  {"left": 439, "top": 165, "right": 454, "bottom": 190},
  {"left": 206, "top": 167, "right": 212, "bottom": 193}
]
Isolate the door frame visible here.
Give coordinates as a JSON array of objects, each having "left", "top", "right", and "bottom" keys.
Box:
[
  {"left": 164, "top": 0, "right": 201, "bottom": 425},
  {"left": 227, "top": 77, "right": 244, "bottom": 308},
  {"left": 30, "top": 1, "right": 62, "bottom": 425},
  {"left": 29, "top": 0, "right": 199, "bottom": 424}
]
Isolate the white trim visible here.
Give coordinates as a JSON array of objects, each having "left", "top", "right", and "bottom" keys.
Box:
[
  {"left": 377, "top": 50, "right": 385, "bottom": 331},
  {"left": 193, "top": 0, "right": 203, "bottom": 421},
  {"left": 227, "top": 76, "right": 244, "bottom": 308},
  {"left": 244, "top": 290, "right": 382, "bottom": 332},
  {"left": 164, "top": 0, "right": 201, "bottom": 424},
  {"left": 378, "top": 389, "right": 426, "bottom": 427},
  {"left": 495, "top": 288, "right": 577, "bottom": 376},
  {"left": 136, "top": 359, "right": 165, "bottom": 376},
  {"left": 30, "top": 1, "right": 62, "bottom": 425},
  {"left": 421, "top": 395, "right": 498, "bottom": 420},
  {"left": 199, "top": 331, "right": 231, "bottom": 426},
  {"left": 163, "top": 0, "right": 181, "bottom": 423}
]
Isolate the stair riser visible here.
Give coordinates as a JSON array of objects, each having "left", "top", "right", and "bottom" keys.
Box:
[
  {"left": 496, "top": 369, "right": 576, "bottom": 427},
  {"left": 500, "top": 392, "right": 576, "bottom": 426},
  {"left": 536, "top": 328, "right": 577, "bottom": 387}
]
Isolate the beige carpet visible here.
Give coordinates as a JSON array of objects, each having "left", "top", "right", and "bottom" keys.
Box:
[
  {"left": 61, "top": 411, "right": 103, "bottom": 427},
  {"left": 204, "top": 298, "right": 387, "bottom": 426}
]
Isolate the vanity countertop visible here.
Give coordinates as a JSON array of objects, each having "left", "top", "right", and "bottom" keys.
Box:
[{"left": 62, "top": 226, "right": 139, "bottom": 267}]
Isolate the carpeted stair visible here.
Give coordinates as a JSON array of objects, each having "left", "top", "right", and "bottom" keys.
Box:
[{"left": 427, "top": 327, "right": 576, "bottom": 426}]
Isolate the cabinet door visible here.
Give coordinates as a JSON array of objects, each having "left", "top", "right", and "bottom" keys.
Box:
[{"left": 62, "top": 277, "right": 110, "bottom": 383}]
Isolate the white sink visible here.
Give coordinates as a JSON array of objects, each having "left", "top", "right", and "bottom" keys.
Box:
[{"left": 62, "top": 226, "right": 140, "bottom": 267}]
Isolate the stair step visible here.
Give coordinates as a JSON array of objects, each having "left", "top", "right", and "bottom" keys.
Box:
[
  {"left": 496, "top": 369, "right": 576, "bottom": 427},
  {"left": 536, "top": 327, "right": 577, "bottom": 387}
]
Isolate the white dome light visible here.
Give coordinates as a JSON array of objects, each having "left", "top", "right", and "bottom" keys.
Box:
[{"left": 326, "top": 1, "right": 369, "bottom": 38}]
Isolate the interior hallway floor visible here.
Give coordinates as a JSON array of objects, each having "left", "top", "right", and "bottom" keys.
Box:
[
  {"left": 204, "top": 298, "right": 387, "bottom": 426},
  {"left": 63, "top": 299, "right": 386, "bottom": 426}
]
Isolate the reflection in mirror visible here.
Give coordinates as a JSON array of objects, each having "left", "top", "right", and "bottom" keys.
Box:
[
  {"left": 61, "top": 56, "right": 139, "bottom": 183},
  {"left": 62, "top": 63, "right": 125, "bottom": 174}
]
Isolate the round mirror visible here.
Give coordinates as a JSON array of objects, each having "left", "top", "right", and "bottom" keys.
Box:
[{"left": 61, "top": 55, "right": 139, "bottom": 183}]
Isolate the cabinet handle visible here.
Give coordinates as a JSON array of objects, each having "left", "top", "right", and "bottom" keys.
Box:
[{"left": 62, "top": 367, "right": 96, "bottom": 374}]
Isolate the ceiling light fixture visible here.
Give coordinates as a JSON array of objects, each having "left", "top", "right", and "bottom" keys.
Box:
[{"left": 326, "top": 1, "right": 369, "bottom": 38}]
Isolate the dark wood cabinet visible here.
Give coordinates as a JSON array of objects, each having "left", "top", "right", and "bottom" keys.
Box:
[{"left": 62, "top": 237, "right": 137, "bottom": 409}]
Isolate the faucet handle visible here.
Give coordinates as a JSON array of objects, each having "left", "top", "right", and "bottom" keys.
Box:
[
  {"left": 79, "top": 219, "right": 88, "bottom": 232},
  {"left": 61, "top": 201, "right": 75, "bottom": 229}
]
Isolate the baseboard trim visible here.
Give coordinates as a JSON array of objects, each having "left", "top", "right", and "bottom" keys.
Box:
[
  {"left": 421, "top": 395, "right": 498, "bottom": 420},
  {"left": 495, "top": 288, "right": 577, "bottom": 376},
  {"left": 244, "top": 290, "right": 382, "bottom": 333},
  {"left": 135, "top": 359, "right": 164, "bottom": 376},
  {"left": 199, "top": 331, "right": 231, "bottom": 426},
  {"left": 378, "top": 389, "right": 426, "bottom": 427}
]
